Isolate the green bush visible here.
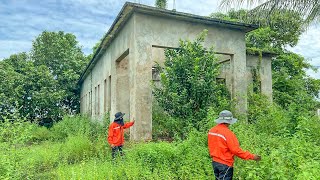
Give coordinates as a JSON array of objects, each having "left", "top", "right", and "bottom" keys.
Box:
[
  {"left": 152, "top": 30, "right": 231, "bottom": 131},
  {"left": 60, "top": 134, "right": 94, "bottom": 163},
  {"left": 18, "top": 142, "right": 61, "bottom": 178},
  {"left": 152, "top": 103, "right": 185, "bottom": 140},
  {"left": 0, "top": 118, "right": 38, "bottom": 145},
  {"left": 50, "top": 115, "right": 91, "bottom": 140},
  {"left": 50, "top": 115, "right": 105, "bottom": 141},
  {"left": 31, "top": 126, "right": 53, "bottom": 142},
  {"left": 0, "top": 141, "right": 60, "bottom": 179}
]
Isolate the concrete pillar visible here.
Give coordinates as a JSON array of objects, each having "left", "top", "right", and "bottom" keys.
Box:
[
  {"left": 260, "top": 56, "right": 273, "bottom": 101},
  {"left": 115, "top": 55, "right": 130, "bottom": 117},
  {"left": 232, "top": 49, "right": 248, "bottom": 115},
  {"left": 110, "top": 51, "right": 117, "bottom": 122},
  {"left": 130, "top": 43, "right": 153, "bottom": 141}
]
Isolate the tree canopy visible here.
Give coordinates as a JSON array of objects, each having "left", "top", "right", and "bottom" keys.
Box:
[
  {"left": 0, "top": 31, "right": 88, "bottom": 123},
  {"left": 211, "top": 9, "right": 304, "bottom": 53},
  {"left": 212, "top": 9, "right": 320, "bottom": 123}
]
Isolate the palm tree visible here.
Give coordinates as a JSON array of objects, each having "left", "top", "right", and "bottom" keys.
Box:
[{"left": 220, "top": 0, "right": 320, "bottom": 25}]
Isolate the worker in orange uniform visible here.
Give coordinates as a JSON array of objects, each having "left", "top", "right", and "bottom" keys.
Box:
[
  {"left": 208, "top": 110, "right": 261, "bottom": 180},
  {"left": 108, "top": 112, "right": 135, "bottom": 159}
]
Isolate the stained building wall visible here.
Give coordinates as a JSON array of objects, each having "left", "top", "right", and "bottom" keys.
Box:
[
  {"left": 80, "top": 10, "right": 272, "bottom": 141},
  {"left": 246, "top": 55, "right": 273, "bottom": 101},
  {"left": 80, "top": 15, "right": 135, "bottom": 126},
  {"left": 131, "top": 12, "right": 247, "bottom": 140}
]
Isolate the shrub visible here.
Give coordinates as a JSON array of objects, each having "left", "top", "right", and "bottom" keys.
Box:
[
  {"left": 152, "top": 103, "right": 185, "bottom": 140},
  {"left": 0, "top": 118, "right": 43, "bottom": 147},
  {"left": 50, "top": 115, "right": 105, "bottom": 141},
  {"left": 60, "top": 134, "right": 94, "bottom": 163},
  {"left": 31, "top": 126, "right": 53, "bottom": 142},
  {"left": 152, "top": 30, "right": 230, "bottom": 131}
]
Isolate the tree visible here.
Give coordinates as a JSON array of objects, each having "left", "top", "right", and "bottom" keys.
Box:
[
  {"left": 212, "top": 9, "right": 320, "bottom": 124},
  {"left": 0, "top": 53, "right": 65, "bottom": 122},
  {"left": 155, "top": 0, "right": 167, "bottom": 9},
  {"left": 0, "top": 31, "right": 88, "bottom": 123},
  {"left": 152, "top": 30, "right": 230, "bottom": 129},
  {"left": 272, "top": 53, "right": 320, "bottom": 109},
  {"left": 219, "top": 0, "right": 320, "bottom": 25},
  {"left": 0, "top": 56, "right": 25, "bottom": 120},
  {"left": 211, "top": 9, "right": 304, "bottom": 53},
  {"left": 31, "top": 31, "right": 88, "bottom": 115}
]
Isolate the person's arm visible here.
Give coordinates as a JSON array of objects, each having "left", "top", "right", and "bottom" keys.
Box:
[
  {"left": 123, "top": 118, "right": 135, "bottom": 129},
  {"left": 207, "top": 133, "right": 215, "bottom": 158},
  {"left": 226, "top": 132, "right": 256, "bottom": 160},
  {"left": 107, "top": 124, "right": 115, "bottom": 147}
]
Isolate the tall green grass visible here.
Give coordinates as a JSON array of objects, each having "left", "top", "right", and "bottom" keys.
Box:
[{"left": 1, "top": 106, "right": 320, "bottom": 179}]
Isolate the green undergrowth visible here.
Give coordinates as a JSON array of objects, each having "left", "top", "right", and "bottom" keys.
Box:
[{"left": 1, "top": 110, "right": 320, "bottom": 179}]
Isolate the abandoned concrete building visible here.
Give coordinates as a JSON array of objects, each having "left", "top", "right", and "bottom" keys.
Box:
[{"left": 78, "top": 2, "right": 273, "bottom": 141}]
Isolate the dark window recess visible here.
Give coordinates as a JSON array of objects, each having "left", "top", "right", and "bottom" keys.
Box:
[
  {"left": 216, "top": 78, "right": 226, "bottom": 85},
  {"left": 152, "top": 67, "right": 160, "bottom": 82}
]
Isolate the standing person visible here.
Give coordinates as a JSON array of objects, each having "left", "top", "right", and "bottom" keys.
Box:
[
  {"left": 108, "top": 112, "right": 135, "bottom": 159},
  {"left": 208, "top": 110, "right": 261, "bottom": 180}
]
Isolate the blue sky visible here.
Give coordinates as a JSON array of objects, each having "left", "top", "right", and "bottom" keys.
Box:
[{"left": 1, "top": 0, "right": 319, "bottom": 78}]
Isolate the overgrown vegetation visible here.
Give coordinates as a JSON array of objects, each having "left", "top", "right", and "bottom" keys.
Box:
[
  {"left": 152, "top": 30, "right": 231, "bottom": 137},
  {"left": 155, "top": 0, "right": 167, "bottom": 9},
  {"left": 1, "top": 5, "right": 320, "bottom": 179},
  {"left": 0, "top": 31, "right": 88, "bottom": 123},
  {"left": 1, "top": 102, "right": 320, "bottom": 179},
  {"left": 212, "top": 9, "right": 320, "bottom": 120}
]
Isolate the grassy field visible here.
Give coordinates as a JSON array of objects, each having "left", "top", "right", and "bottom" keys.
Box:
[{"left": 1, "top": 113, "right": 320, "bottom": 179}]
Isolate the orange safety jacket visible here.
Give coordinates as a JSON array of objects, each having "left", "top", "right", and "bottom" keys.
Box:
[
  {"left": 108, "top": 121, "right": 134, "bottom": 146},
  {"left": 208, "top": 123, "right": 255, "bottom": 167}
]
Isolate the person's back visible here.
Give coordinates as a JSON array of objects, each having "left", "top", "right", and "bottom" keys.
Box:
[{"left": 208, "top": 110, "right": 261, "bottom": 180}]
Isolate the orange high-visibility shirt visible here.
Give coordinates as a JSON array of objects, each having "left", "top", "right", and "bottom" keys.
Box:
[
  {"left": 208, "top": 123, "right": 255, "bottom": 167},
  {"left": 108, "top": 121, "right": 134, "bottom": 146}
]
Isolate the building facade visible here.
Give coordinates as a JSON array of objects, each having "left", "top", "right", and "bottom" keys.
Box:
[{"left": 78, "top": 2, "right": 273, "bottom": 141}]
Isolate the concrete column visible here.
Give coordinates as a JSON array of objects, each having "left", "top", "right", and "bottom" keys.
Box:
[
  {"left": 110, "top": 50, "right": 117, "bottom": 122},
  {"left": 129, "top": 29, "right": 153, "bottom": 141},
  {"left": 260, "top": 56, "right": 273, "bottom": 101},
  {"left": 232, "top": 48, "right": 248, "bottom": 115},
  {"left": 130, "top": 45, "right": 153, "bottom": 141},
  {"left": 115, "top": 55, "right": 130, "bottom": 117}
]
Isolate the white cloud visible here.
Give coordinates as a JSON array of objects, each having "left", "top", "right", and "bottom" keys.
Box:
[
  {"left": 1, "top": 0, "right": 319, "bottom": 80},
  {"left": 0, "top": 40, "right": 31, "bottom": 60},
  {"left": 287, "top": 24, "right": 320, "bottom": 78},
  {"left": 0, "top": 0, "right": 220, "bottom": 59},
  {"left": 171, "top": 0, "right": 220, "bottom": 15}
]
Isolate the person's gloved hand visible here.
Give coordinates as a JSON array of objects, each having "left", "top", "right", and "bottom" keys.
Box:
[{"left": 253, "top": 155, "right": 261, "bottom": 161}]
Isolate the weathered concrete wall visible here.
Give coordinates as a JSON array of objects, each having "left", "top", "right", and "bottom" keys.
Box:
[
  {"left": 246, "top": 55, "right": 273, "bottom": 101},
  {"left": 80, "top": 11, "right": 273, "bottom": 141},
  {"left": 116, "top": 55, "right": 130, "bottom": 118},
  {"left": 216, "top": 54, "right": 233, "bottom": 96},
  {"left": 80, "top": 16, "right": 135, "bottom": 126},
  {"left": 131, "top": 12, "right": 248, "bottom": 140}
]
